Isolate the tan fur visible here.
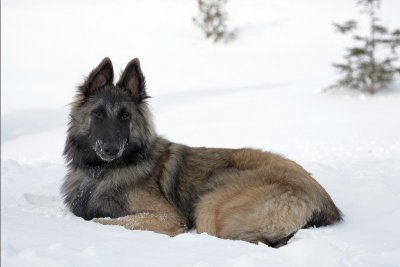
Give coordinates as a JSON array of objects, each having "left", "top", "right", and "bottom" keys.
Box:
[
  {"left": 193, "top": 150, "right": 324, "bottom": 243},
  {"left": 93, "top": 188, "right": 186, "bottom": 236},
  {"left": 92, "top": 144, "right": 340, "bottom": 245},
  {"left": 196, "top": 179, "right": 313, "bottom": 243},
  {"left": 93, "top": 212, "right": 185, "bottom": 236}
]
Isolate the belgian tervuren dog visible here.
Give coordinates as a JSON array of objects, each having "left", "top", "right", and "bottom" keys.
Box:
[{"left": 62, "top": 58, "right": 342, "bottom": 247}]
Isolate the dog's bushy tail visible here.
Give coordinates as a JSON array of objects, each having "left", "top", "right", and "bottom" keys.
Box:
[{"left": 304, "top": 200, "right": 343, "bottom": 228}]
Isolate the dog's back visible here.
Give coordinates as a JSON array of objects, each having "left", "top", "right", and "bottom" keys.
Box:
[{"left": 157, "top": 145, "right": 342, "bottom": 246}]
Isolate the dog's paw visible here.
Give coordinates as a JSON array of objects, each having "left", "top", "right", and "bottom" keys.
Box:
[{"left": 92, "top": 217, "right": 114, "bottom": 224}]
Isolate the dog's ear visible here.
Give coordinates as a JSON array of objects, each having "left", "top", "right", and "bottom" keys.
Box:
[
  {"left": 117, "top": 58, "right": 147, "bottom": 102},
  {"left": 82, "top": 57, "right": 114, "bottom": 94}
]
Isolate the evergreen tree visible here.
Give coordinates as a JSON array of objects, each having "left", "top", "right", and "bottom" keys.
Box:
[
  {"left": 330, "top": 0, "right": 400, "bottom": 94},
  {"left": 193, "top": 0, "right": 236, "bottom": 43}
]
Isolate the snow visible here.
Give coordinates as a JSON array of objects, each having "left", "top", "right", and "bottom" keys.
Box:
[{"left": 2, "top": 0, "right": 400, "bottom": 266}]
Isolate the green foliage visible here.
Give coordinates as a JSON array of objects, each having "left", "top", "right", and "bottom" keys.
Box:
[
  {"left": 333, "top": 20, "right": 358, "bottom": 34},
  {"left": 193, "top": 0, "right": 236, "bottom": 43},
  {"left": 330, "top": 0, "right": 400, "bottom": 93}
]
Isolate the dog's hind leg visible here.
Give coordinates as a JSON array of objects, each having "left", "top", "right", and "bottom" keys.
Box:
[
  {"left": 93, "top": 211, "right": 187, "bottom": 236},
  {"left": 195, "top": 183, "right": 316, "bottom": 246}
]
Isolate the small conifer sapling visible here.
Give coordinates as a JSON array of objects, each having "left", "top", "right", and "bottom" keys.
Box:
[
  {"left": 193, "top": 0, "right": 236, "bottom": 43},
  {"left": 330, "top": 0, "right": 400, "bottom": 94}
]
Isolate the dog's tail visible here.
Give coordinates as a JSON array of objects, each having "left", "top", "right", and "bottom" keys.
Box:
[{"left": 304, "top": 197, "right": 343, "bottom": 228}]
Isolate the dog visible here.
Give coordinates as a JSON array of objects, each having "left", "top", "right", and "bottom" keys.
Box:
[{"left": 61, "top": 57, "right": 342, "bottom": 247}]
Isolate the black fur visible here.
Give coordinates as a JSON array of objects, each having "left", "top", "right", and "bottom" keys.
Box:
[
  {"left": 304, "top": 202, "right": 343, "bottom": 228},
  {"left": 155, "top": 145, "right": 195, "bottom": 227},
  {"left": 62, "top": 57, "right": 154, "bottom": 220}
]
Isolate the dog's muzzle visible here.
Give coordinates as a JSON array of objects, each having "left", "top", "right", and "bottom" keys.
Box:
[{"left": 93, "top": 140, "right": 127, "bottom": 162}]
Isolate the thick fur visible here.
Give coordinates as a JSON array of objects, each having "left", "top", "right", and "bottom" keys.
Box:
[{"left": 62, "top": 57, "right": 342, "bottom": 247}]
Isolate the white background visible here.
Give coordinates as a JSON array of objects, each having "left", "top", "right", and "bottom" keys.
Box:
[{"left": 2, "top": 0, "right": 400, "bottom": 266}]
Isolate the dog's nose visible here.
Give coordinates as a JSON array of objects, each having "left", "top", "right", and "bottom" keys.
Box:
[{"left": 103, "top": 143, "right": 120, "bottom": 156}]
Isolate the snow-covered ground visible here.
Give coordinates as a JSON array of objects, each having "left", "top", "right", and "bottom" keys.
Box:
[{"left": 2, "top": 0, "right": 400, "bottom": 266}]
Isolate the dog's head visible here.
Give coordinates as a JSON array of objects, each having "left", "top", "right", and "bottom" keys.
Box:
[{"left": 65, "top": 58, "right": 155, "bottom": 166}]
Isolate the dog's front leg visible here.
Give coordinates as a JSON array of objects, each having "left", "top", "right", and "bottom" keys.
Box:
[{"left": 92, "top": 211, "right": 187, "bottom": 236}]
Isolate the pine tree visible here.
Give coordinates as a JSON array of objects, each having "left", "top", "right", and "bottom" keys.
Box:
[
  {"left": 330, "top": 0, "right": 400, "bottom": 94},
  {"left": 193, "top": 0, "right": 236, "bottom": 43}
]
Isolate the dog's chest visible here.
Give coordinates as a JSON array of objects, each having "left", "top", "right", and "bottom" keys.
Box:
[{"left": 70, "top": 172, "right": 129, "bottom": 219}]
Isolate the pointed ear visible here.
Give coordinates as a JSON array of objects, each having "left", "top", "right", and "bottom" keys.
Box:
[
  {"left": 83, "top": 57, "right": 114, "bottom": 94},
  {"left": 117, "top": 58, "right": 147, "bottom": 102}
]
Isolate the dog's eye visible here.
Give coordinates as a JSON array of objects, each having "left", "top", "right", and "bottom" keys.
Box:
[
  {"left": 92, "top": 110, "right": 104, "bottom": 119},
  {"left": 120, "top": 112, "right": 130, "bottom": 121}
]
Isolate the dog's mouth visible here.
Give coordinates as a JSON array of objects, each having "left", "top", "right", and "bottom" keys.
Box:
[
  {"left": 93, "top": 140, "right": 127, "bottom": 162},
  {"left": 96, "top": 152, "right": 120, "bottom": 162}
]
